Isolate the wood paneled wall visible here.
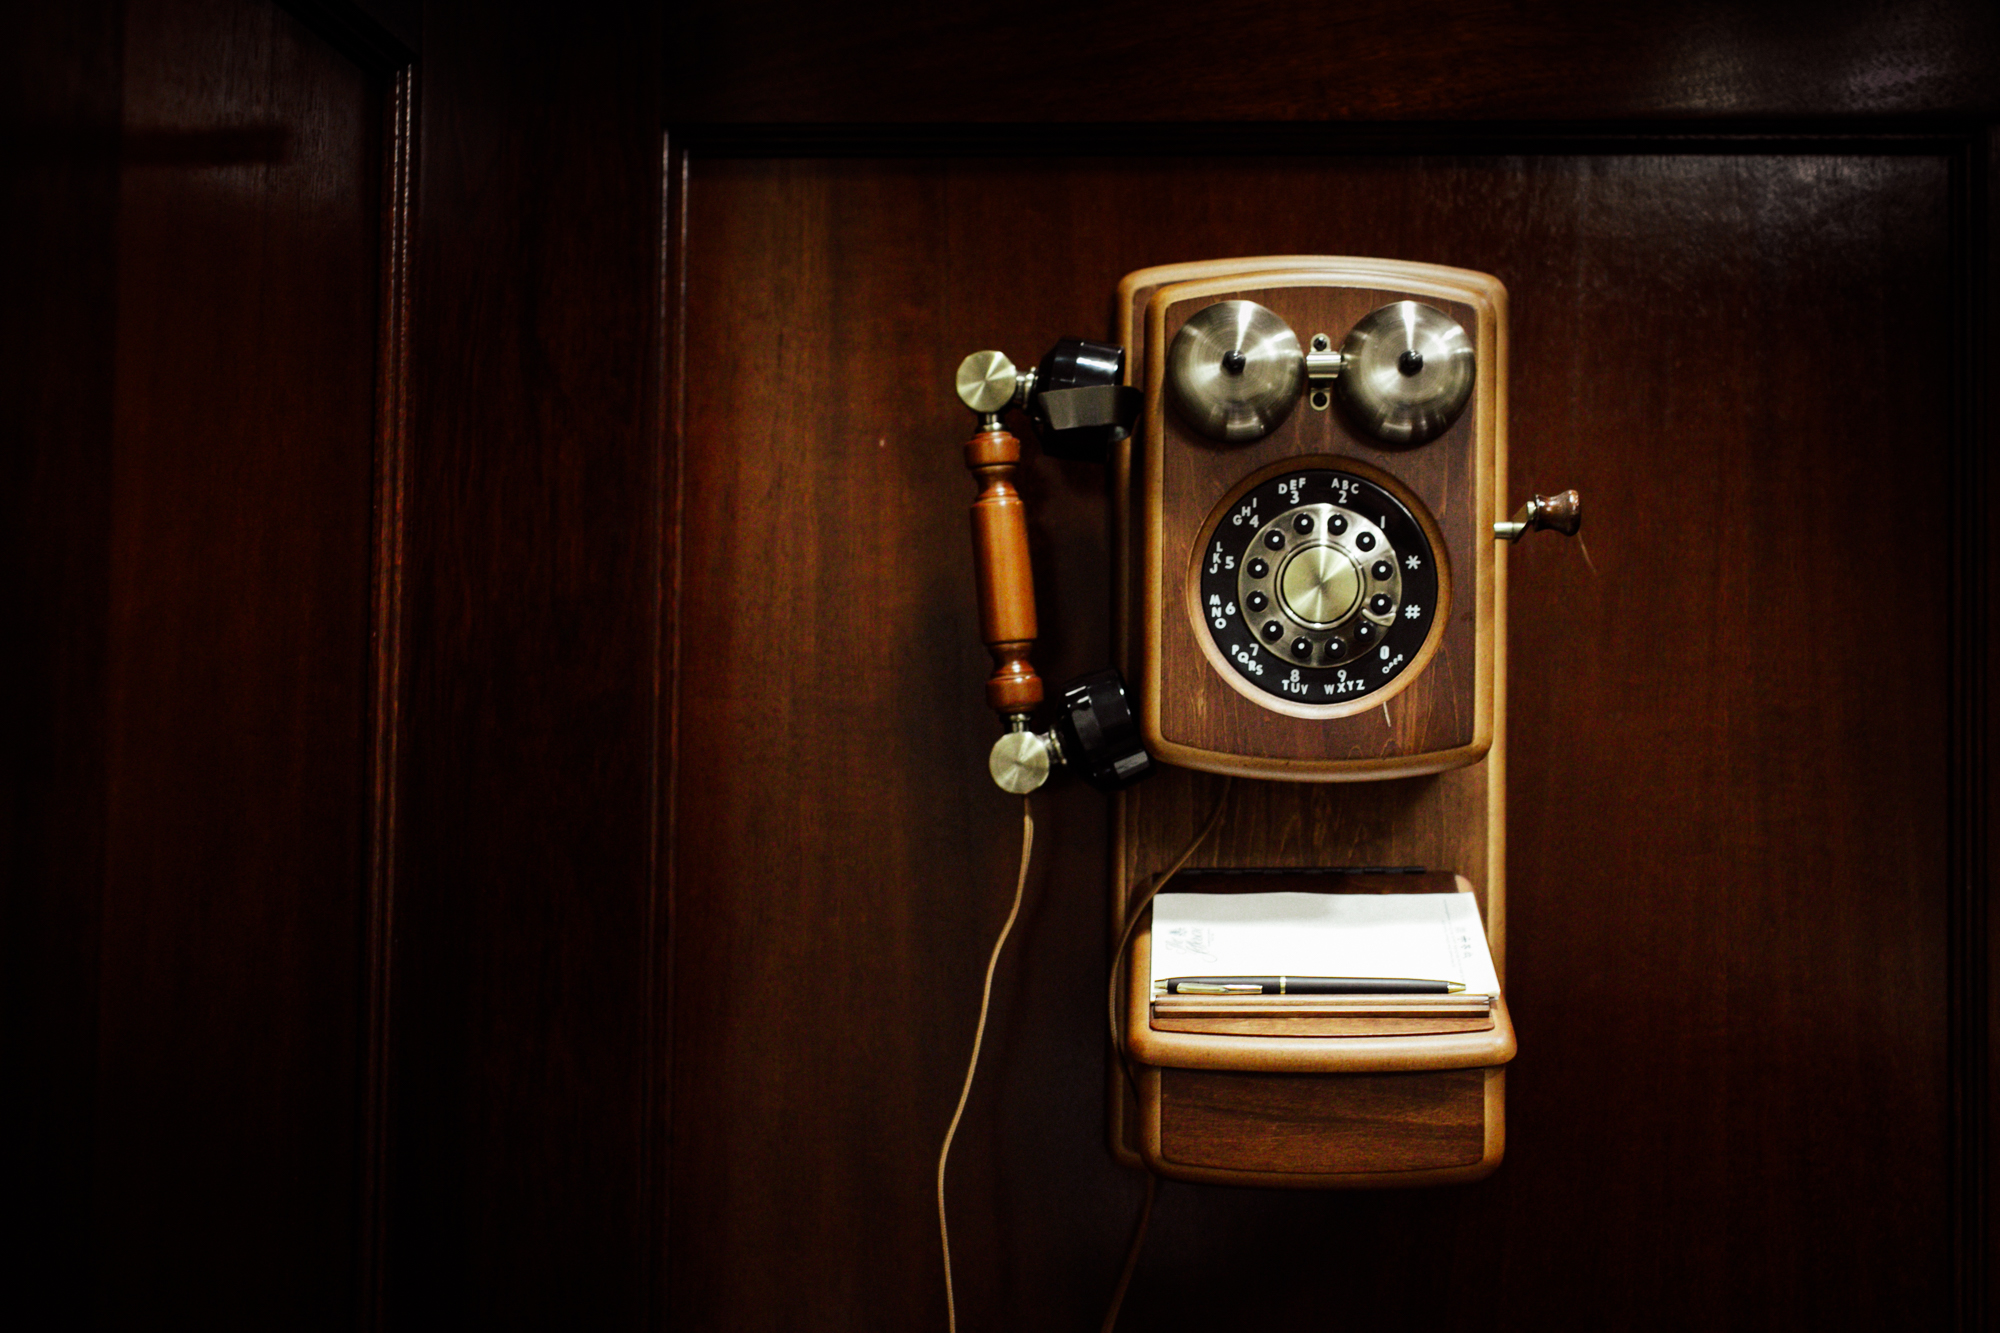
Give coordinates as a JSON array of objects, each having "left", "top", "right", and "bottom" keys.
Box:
[
  {"left": 664, "top": 1, "right": 2000, "bottom": 122},
  {"left": 381, "top": 0, "right": 665, "bottom": 1321},
  {"left": 667, "top": 143, "right": 1972, "bottom": 1329},
  {"left": 7, "top": 1, "right": 1993, "bottom": 1329},
  {"left": 10, "top": 0, "right": 402, "bottom": 1323},
  {"left": 7, "top": 0, "right": 668, "bottom": 1325}
]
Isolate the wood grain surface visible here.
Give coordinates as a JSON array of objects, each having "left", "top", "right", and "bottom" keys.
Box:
[
  {"left": 4, "top": 0, "right": 125, "bottom": 1311},
  {"left": 1157, "top": 1068, "right": 1488, "bottom": 1174},
  {"left": 1140, "top": 277, "right": 1489, "bottom": 769},
  {"left": 664, "top": 1, "right": 2000, "bottom": 124},
  {"left": 670, "top": 145, "right": 1964, "bottom": 1329},
  {"left": 7, "top": 0, "right": 668, "bottom": 1325},
  {"left": 11, "top": 2, "right": 1993, "bottom": 1329},
  {"left": 90, "top": 1, "right": 380, "bottom": 1322},
  {"left": 1150, "top": 1015, "right": 1496, "bottom": 1037},
  {"left": 381, "top": 0, "right": 665, "bottom": 1323}
]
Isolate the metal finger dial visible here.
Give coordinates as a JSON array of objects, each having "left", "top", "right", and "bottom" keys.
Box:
[{"left": 1196, "top": 470, "right": 1439, "bottom": 705}]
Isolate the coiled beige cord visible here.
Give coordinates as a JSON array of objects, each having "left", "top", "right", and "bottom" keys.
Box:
[{"left": 937, "top": 797, "right": 1033, "bottom": 1333}]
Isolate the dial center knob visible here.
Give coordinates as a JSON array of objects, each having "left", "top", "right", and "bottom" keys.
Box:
[{"left": 1278, "top": 545, "right": 1362, "bottom": 627}]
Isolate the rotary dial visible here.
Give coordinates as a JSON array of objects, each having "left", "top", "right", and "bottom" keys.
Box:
[{"left": 1196, "top": 470, "right": 1440, "bottom": 705}]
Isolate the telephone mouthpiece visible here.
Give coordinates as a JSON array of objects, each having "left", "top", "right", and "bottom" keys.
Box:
[
  {"left": 981, "top": 670, "right": 1153, "bottom": 795},
  {"left": 1053, "top": 669, "right": 1152, "bottom": 792}
]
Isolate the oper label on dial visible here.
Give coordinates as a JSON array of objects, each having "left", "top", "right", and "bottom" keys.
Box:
[{"left": 1196, "top": 469, "right": 1439, "bottom": 704}]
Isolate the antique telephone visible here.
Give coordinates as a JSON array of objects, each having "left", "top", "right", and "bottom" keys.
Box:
[{"left": 954, "top": 257, "right": 1580, "bottom": 1192}]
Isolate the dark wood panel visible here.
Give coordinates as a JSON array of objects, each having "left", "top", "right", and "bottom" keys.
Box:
[
  {"left": 670, "top": 148, "right": 1958, "bottom": 1330},
  {"left": 1499, "top": 148, "right": 1955, "bottom": 1329},
  {"left": 1976, "top": 125, "right": 1997, "bottom": 1333},
  {"left": 1159, "top": 1068, "right": 1486, "bottom": 1173},
  {"left": 381, "top": 0, "right": 667, "bottom": 1324},
  {"left": 669, "top": 158, "right": 996, "bottom": 1333},
  {"left": 666, "top": 0, "right": 2000, "bottom": 124},
  {"left": 1, "top": 0, "right": 125, "bottom": 1317},
  {"left": 89, "top": 0, "right": 382, "bottom": 1322}
]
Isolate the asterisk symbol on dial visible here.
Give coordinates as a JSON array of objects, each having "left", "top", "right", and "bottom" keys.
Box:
[{"left": 1404, "top": 554, "right": 1422, "bottom": 570}]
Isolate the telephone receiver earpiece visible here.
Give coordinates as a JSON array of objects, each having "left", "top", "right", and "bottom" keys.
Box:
[
  {"left": 955, "top": 338, "right": 1151, "bottom": 794},
  {"left": 956, "top": 337, "right": 1143, "bottom": 462}
]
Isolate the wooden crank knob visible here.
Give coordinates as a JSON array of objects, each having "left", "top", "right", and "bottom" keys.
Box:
[
  {"left": 1496, "top": 488, "right": 1583, "bottom": 541},
  {"left": 1530, "top": 489, "right": 1582, "bottom": 535}
]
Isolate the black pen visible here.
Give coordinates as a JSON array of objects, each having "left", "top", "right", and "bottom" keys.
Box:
[{"left": 1161, "top": 976, "right": 1464, "bottom": 995}]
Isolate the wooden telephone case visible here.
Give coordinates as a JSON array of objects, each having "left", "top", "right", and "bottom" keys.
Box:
[{"left": 1110, "top": 257, "right": 1514, "bottom": 1186}]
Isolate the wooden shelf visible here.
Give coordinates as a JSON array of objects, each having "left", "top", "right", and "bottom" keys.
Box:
[{"left": 1124, "top": 905, "right": 1517, "bottom": 1075}]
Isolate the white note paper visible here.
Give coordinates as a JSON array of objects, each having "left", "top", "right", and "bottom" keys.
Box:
[{"left": 1148, "top": 891, "right": 1500, "bottom": 995}]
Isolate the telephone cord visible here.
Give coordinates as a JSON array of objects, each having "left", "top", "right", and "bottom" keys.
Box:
[
  {"left": 936, "top": 796, "right": 1033, "bottom": 1333},
  {"left": 1106, "top": 778, "right": 1234, "bottom": 1080},
  {"left": 1100, "top": 778, "right": 1233, "bottom": 1332}
]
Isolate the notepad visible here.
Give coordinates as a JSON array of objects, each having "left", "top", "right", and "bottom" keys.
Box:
[{"left": 1149, "top": 891, "right": 1501, "bottom": 995}]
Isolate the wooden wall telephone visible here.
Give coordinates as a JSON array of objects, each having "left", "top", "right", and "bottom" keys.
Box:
[{"left": 957, "top": 257, "right": 1579, "bottom": 1187}]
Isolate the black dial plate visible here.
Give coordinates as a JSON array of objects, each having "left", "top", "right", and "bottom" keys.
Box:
[{"left": 1196, "top": 469, "right": 1439, "bottom": 705}]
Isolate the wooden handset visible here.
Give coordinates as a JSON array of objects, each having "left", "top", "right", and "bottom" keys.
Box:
[
  {"left": 953, "top": 343, "right": 1149, "bottom": 795},
  {"left": 963, "top": 423, "right": 1041, "bottom": 718}
]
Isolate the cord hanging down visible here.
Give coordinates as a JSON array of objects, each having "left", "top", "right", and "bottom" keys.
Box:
[
  {"left": 1100, "top": 778, "right": 1233, "bottom": 1333},
  {"left": 936, "top": 799, "right": 1033, "bottom": 1333}
]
